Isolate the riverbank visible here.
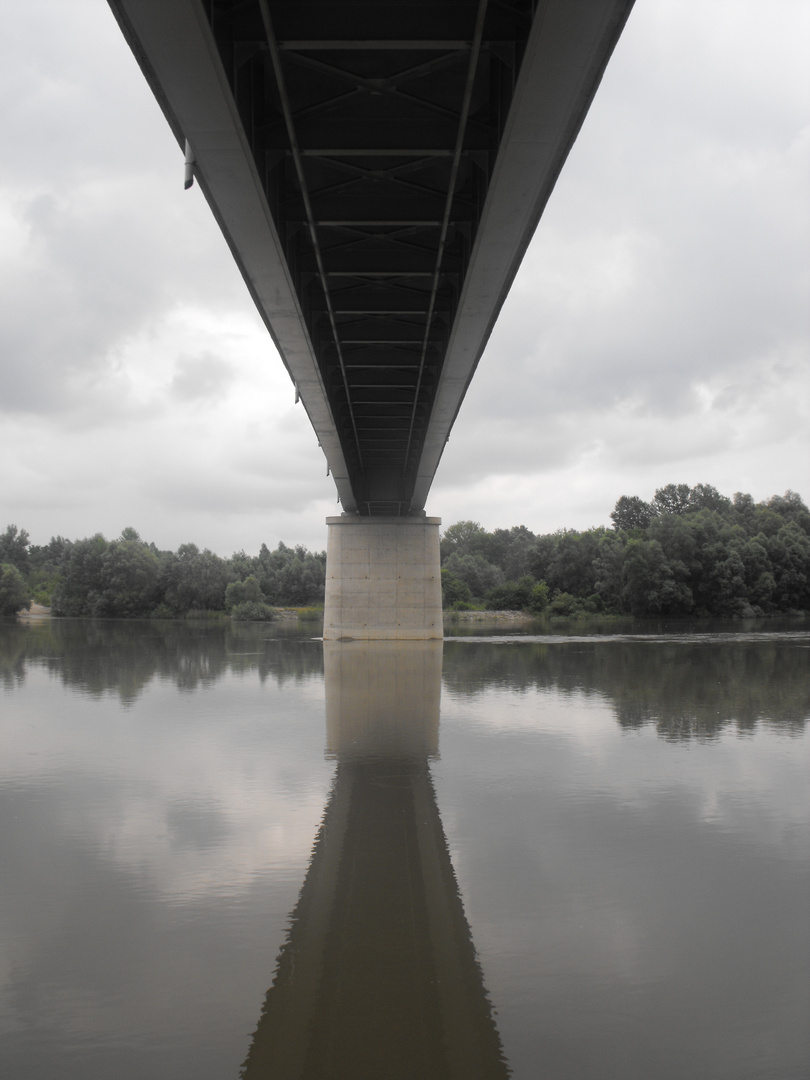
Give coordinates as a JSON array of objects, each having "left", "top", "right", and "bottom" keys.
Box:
[
  {"left": 17, "top": 603, "right": 51, "bottom": 620},
  {"left": 444, "top": 609, "right": 536, "bottom": 625}
]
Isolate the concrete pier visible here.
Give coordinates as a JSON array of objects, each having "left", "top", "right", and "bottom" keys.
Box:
[{"left": 323, "top": 515, "right": 443, "bottom": 640}]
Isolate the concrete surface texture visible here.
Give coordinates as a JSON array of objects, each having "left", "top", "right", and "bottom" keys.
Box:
[{"left": 323, "top": 516, "right": 443, "bottom": 640}]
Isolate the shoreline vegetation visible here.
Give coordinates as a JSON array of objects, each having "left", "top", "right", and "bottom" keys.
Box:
[{"left": 2, "top": 484, "right": 808, "bottom": 621}]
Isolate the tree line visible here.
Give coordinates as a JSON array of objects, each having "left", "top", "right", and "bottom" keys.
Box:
[
  {"left": 440, "top": 484, "right": 810, "bottom": 617},
  {"left": 0, "top": 526, "right": 325, "bottom": 619},
  {"left": 1, "top": 483, "right": 808, "bottom": 619}
]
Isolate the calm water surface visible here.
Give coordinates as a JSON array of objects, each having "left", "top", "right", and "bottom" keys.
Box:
[{"left": 1, "top": 618, "right": 808, "bottom": 1079}]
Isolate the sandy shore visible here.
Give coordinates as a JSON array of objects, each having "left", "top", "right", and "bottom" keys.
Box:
[{"left": 18, "top": 603, "right": 52, "bottom": 619}]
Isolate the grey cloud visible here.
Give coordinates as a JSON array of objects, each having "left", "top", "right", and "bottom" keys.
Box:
[
  {"left": 149, "top": 468, "right": 333, "bottom": 520},
  {"left": 483, "top": 2, "right": 810, "bottom": 431},
  {"left": 170, "top": 352, "right": 235, "bottom": 403},
  {"left": 0, "top": 5, "right": 256, "bottom": 421}
]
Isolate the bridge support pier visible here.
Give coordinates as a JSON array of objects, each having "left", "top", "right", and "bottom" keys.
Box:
[{"left": 323, "top": 515, "right": 443, "bottom": 640}]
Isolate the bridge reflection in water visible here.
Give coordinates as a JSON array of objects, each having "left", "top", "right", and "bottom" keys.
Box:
[{"left": 241, "top": 642, "right": 508, "bottom": 1080}]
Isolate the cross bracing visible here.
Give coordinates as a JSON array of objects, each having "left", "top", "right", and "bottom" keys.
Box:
[{"left": 108, "top": 0, "right": 634, "bottom": 514}]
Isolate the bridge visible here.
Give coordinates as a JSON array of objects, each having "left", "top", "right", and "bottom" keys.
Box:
[{"left": 108, "top": 0, "right": 634, "bottom": 638}]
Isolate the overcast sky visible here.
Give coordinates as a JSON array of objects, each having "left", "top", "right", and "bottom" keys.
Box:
[{"left": 2, "top": 1, "right": 808, "bottom": 556}]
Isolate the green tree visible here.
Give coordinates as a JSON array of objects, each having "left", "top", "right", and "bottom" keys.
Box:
[
  {"left": 28, "top": 535, "right": 70, "bottom": 576},
  {"left": 276, "top": 552, "right": 325, "bottom": 605},
  {"left": 688, "top": 484, "right": 731, "bottom": 515},
  {"left": 736, "top": 536, "right": 775, "bottom": 611},
  {"left": 766, "top": 491, "right": 810, "bottom": 534},
  {"left": 440, "top": 520, "right": 487, "bottom": 562},
  {"left": 528, "top": 580, "right": 550, "bottom": 613},
  {"left": 225, "top": 575, "right": 264, "bottom": 610},
  {"left": 441, "top": 569, "right": 473, "bottom": 608},
  {"left": 526, "top": 533, "right": 556, "bottom": 584},
  {"left": 229, "top": 549, "right": 260, "bottom": 582},
  {"left": 694, "top": 542, "right": 748, "bottom": 615},
  {"left": 686, "top": 512, "right": 748, "bottom": 615},
  {"left": 546, "top": 528, "right": 604, "bottom": 597},
  {"left": 485, "top": 576, "right": 536, "bottom": 611},
  {"left": 647, "top": 513, "right": 696, "bottom": 608},
  {"left": 498, "top": 525, "right": 538, "bottom": 579},
  {"left": 731, "top": 491, "right": 758, "bottom": 532},
  {"left": 0, "top": 525, "right": 30, "bottom": 573},
  {"left": 256, "top": 542, "right": 325, "bottom": 605},
  {"left": 750, "top": 504, "right": 786, "bottom": 538},
  {"left": 593, "top": 531, "right": 628, "bottom": 609},
  {"left": 96, "top": 539, "right": 161, "bottom": 616},
  {"left": 610, "top": 496, "right": 652, "bottom": 532},
  {"left": 26, "top": 535, "right": 70, "bottom": 605},
  {"left": 766, "top": 523, "right": 810, "bottom": 610},
  {"left": 549, "top": 591, "right": 578, "bottom": 616},
  {"left": 52, "top": 535, "right": 108, "bottom": 615},
  {"left": 0, "top": 563, "right": 30, "bottom": 615},
  {"left": 483, "top": 575, "right": 548, "bottom": 613},
  {"left": 621, "top": 539, "right": 690, "bottom": 615},
  {"left": 161, "top": 543, "right": 230, "bottom": 613},
  {"left": 443, "top": 551, "right": 504, "bottom": 599},
  {"left": 652, "top": 483, "right": 692, "bottom": 517}
]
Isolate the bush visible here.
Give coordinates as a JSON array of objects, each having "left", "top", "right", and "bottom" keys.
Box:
[
  {"left": 485, "top": 579, "right": 526, "bottom": 610},
  {"left": 527, "top": 580, "right": 550, "bottom": 613},
  {"left": 183, "top": 608, "right": 229, "bottom": 621},
  {"left": 549, "top": 591, "right": 578, "bottom": 616},
  {"left": 230, "top": 601, "right": 276, "bottom": 622},
  {"left": 581, "top": 593, "right": 604, "bottom": 614},
  {"left": 225, "top": 575, "right": 264, "bottom": 609},
  {"left": 485, "top": 574, "right": 542, "bottom": 611},
  {"left": 484, "top": 576, "right": 550, "bottom": 613}
]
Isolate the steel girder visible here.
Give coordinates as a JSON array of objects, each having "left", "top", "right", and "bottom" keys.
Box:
[{"left": 108, "top": 0, "right": 634, "bottom": 514}]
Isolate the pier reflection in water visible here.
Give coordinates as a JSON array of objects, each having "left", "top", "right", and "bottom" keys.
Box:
[{"left": 242, "top": 641, "right": 508, "bottom": 1080}]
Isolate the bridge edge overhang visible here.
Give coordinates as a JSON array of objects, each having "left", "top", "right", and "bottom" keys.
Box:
[
  {"left": 410, "top": 0, "right": 636, "bottom": 510},
  {"left": 107, "top": 0, "right": 358, "bottom": 511}
]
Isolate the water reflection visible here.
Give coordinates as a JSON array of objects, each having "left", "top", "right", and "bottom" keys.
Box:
[
  {"left": 1, "top": 621, "right": 808, "bottom": 1079},
  {"left": 3, "top": 619, "right": 807, "bottom": 740},
  {"left": 0, "top": 618, "right": 324, "bottom": 699},
  {"left": 443, "top": 635, "right": 810, "bottom": 738},
  {"left": 242, "top": 642, "right": 509, "bottom": 1080}
]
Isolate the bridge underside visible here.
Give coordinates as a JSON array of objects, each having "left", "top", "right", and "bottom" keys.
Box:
[{"left": 109, "top": 0, "right": 634, "bottom": 516}]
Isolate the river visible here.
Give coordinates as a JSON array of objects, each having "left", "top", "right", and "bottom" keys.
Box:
[{"left": 1, "top": 617, "right": 808, "bottom": 1079}]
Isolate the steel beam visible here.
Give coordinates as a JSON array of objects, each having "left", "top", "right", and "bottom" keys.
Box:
[{"left": 107, "top": 0, "right": 635, "bottom": 515}]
